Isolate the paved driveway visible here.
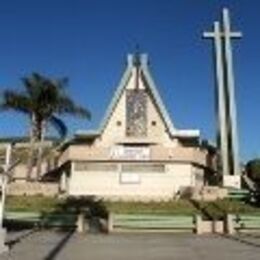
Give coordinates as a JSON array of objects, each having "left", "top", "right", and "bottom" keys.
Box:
[{"left": 2, "top": 231, "right": 260, "bottom": 260}]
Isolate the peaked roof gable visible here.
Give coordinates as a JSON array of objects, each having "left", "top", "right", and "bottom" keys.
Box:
[
  {"left": 98, "top": 53, "right": 176, "bottom": 136},
  {"left": 76, "top": 53, "right": 199, "bottom": 139}
]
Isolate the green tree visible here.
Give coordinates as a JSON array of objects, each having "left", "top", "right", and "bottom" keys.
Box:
[
  {"left": 246, "top": 158, "right": 260, "bottom": 183},
  {"left": 0, "top": 73, "right": 91, "bottom": 180}
]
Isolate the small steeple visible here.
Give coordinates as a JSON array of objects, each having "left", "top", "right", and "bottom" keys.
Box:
[
  {"left": 133, "top": 45, "right": 141, "bottom": 90},
  {"left": 133, "top": 44, "right": 141, "bottom": 68}
]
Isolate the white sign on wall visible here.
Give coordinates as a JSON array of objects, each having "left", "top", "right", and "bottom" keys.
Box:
[
  {"left": 120, "top": 172, "right": 140, "bottom": 184},
  {"left": 223, "top": 175, "right": 241, "bottom": 189},
  {"left": 110, "top": 146, "right": 150, "bottom": 160}
]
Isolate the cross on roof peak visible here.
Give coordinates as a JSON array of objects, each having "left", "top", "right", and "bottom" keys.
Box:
[{"left": 133, "top": 44, "right": 141, "bottom": 68}]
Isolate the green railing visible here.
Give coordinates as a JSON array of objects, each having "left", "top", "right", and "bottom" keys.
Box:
[
  {"left": 111, "top": 214, "right": 195, "bottom": 231},
  {"left": 4, "top": 211, "right": 77, "bottom": 228},
  {"left": 5, "top": 212, "right": 41, "bottom": 221},
  {"left": 227, "top": 188, "right": 250, "bottom": 200},
  {"left": 233, "top": 214, "right": 260, "bottom": 230}
]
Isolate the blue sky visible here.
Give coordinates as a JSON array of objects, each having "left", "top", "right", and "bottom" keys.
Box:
[{"left": 0, "top": 0, "right": 259, "bottom": 161}]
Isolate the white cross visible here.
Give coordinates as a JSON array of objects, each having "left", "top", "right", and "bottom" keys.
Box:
[{"left": 203, "top": 8, "right": 242, "bottom": 177}]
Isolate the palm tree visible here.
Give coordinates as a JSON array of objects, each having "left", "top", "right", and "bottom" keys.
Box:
[{"left": 0, "top": 73, "right": 91, "bottom": 180}]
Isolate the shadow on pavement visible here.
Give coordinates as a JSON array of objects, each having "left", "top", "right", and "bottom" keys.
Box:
[
  {"left": 238, "top": 233, "right": 260, "bottom": 239},
  {"left": 219, "top": 233, "right": 260, "bottom": 249},
  {"left": 43, "top": 230, "right": 75, "bottom": 260},
  {"left": 6, "top": 228, "right": 38, "bottom": 250}
]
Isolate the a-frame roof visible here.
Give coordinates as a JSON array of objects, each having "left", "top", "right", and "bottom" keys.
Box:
[{"left": 76, "top": 53, "right": 199, "bottom": 139}]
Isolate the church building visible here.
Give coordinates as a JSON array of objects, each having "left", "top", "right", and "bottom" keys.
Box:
[{"left": 58, "top": 53, "right": 208, "bottom": 200}]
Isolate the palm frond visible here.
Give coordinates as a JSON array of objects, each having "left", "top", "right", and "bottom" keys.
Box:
[
  {"left": 51, "top": 77, "right": 69, "bottom": 91},
  {"left": 0, "top": 90, "right": 31, "bottom": 114},
  {"left": 49, "top": 115, "right": 68, "bottom": 139},
  {"left": 57, "top": 96, "right": 91, "bottom": 119},
  {"left": 21, "top": 73, "right": 44, "bottom": 98},
  {"left": 1, "top": 72, "right": 91, "bottom": 141}
]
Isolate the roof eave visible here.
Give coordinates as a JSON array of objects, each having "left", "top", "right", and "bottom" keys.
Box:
[{"left": 171, "top": 129, "right": 200, "bottom": 139}]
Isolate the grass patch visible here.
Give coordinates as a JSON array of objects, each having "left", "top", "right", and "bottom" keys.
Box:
[
  {"left": 192, "top": 199, "right": 260, "bottom": 220},
  {"left": 6, "top": 195, "right": 62, "bottom": 213},
  {"left": 5, "top": 196, "right": 199, "bottom": 215},
  {"left": 104, "top": 200, "right": 199, "bottom": 216},
  {"left": 5, "top": 196, "right": 260, "bottom": 220}
]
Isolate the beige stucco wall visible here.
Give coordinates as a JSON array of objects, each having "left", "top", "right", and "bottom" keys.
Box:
[
  {"left": 7, "top": 182, "right": 59, "bottom": 196},
  {"left": 11, "top": 162, "right": 50, "bottom": 180},
  {"left": 68, "top": 162, "right": 195, "bottom": 200},
  {"left": 56, "top": 56, "right": 207, "bottom": 201},
  {"left": 192, "top": 166, "right": 205, "bottom": 188},
  {"left": 59, "top": 145, "right": 206, "bottom": 167},
  {"left": 95, "top": 70, "right": 178, "bottom": 147}
]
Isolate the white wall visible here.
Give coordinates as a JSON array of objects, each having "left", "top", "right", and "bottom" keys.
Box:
[{"left": 68, "top": 162, "right": 195, "bottom": 200}]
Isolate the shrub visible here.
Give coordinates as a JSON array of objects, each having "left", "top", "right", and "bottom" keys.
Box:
[{"left": 246, "top": 159, "right": 260, "bottom": 183}]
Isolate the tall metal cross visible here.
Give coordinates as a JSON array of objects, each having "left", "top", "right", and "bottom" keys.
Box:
[{"left": 203, "top": 8, "right": 242, "bottom": 177}]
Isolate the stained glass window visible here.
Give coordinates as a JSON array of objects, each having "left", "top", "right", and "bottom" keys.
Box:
[{"left": 126, "top": 89, "right": 147, "bottom": 137}]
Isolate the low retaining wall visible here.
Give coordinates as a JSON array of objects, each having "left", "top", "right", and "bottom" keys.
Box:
[
  {"left": 185, "top": 186, "right": 228, "bottom": 201},
  {"left": 7, "top": 182, "right": 59, "bottom": 196},
  {"left": 195, "top": 214, "right": 260, "bottom": 234},
  {"left": 195, "top": 215, "right": 224, "bottom": 234},
  {"left": 5, "top": 211, "right": 260, "bottom": 234}
]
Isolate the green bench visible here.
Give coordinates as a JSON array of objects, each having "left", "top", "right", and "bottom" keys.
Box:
[
  {"left": 4, "top": 211, "right": 77, "bottom": 228},
  {"left": 111, "top": 214, "right": 195, "bottom": 232},
  {"left": 233, "top": 214, "right": 260, "bottom": 230},
  {"left": 227, "top": 189, "right": 250, "bottom": 200}
]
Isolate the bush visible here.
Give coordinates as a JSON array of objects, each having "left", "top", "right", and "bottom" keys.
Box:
[
  {"left": 193, "top": 199, "right": 260, "bottom": 220},
  {"left": 246, "top": 159, "right": 260, "bottom": 183}
]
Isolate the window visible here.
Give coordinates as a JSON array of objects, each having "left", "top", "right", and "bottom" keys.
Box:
[
  {"left": 74, "top": 162, "right": 118, "bottom": 172},
  {"left": 126, "top": 89, "right": 147, "bottom": 137},
  {"left": 121, "top": 163, "right": 165, "bottom": 173}
]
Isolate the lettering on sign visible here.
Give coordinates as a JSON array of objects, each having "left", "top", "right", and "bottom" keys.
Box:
[{"left": 110, "top": 146, "right": 150, "bottom": 160}]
